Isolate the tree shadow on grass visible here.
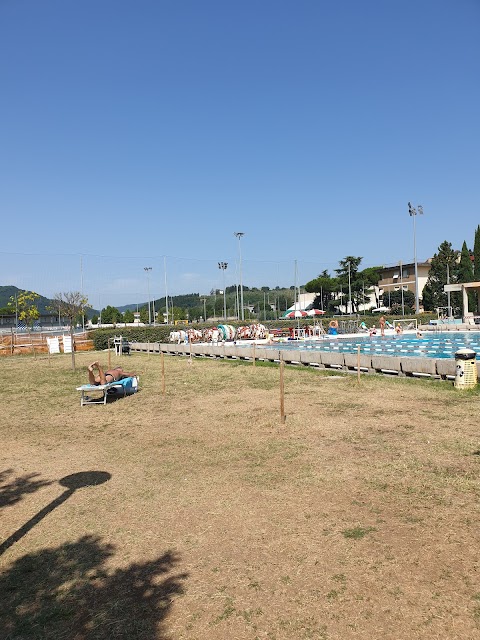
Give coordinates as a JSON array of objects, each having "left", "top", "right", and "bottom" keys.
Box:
[
  {"left": 0, "top": 535, "right": 187, "bottom": 640},
  {"left": 0, "top": 469, "right": 53, "bottom": 510},
  {"left": 1, "top": 472, "right": 112, "bottom": 557}
]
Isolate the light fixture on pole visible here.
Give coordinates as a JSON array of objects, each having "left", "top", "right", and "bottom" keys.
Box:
[
  {"left": 218, "top": 262, "right": 228, "bottom": 321},
  {"left": 408, "top": 202, "right": 424, "bottom": 314},
  {"left": 144, "top": 267, "right": 152, "bottom": 325},
  {"left": 234, "top": 232, "right": 245, "bottom": 321}
]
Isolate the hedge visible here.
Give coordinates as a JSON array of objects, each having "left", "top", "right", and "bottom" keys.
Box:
[{"left": 89, "top": 314, "right": 437, "bottom": 350}]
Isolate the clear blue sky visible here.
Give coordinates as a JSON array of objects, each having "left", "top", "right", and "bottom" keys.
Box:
[{"left": 1, "top": 0, "right": 479, "bottom": 308}]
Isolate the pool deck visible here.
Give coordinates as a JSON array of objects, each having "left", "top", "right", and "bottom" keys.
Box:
[{"left": 128, "top": 338, "right": 476, "bottom": 382}]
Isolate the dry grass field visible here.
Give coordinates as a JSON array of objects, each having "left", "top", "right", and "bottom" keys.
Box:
[{"left": 1, "top": 350, "right": 480, "bottom": 640}]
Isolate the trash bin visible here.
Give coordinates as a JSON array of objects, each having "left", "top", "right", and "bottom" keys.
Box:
[{"left": 454, "top": 348, "right": 477, "bottom": 389}]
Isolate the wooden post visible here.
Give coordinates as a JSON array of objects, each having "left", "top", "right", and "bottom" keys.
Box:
[
  {"left": 108, "top": 339, "right": 112, "bottom": 368},
  {"left": 280, "top": 357, "right": 286, "bottom": 424},
  {"left": 253, "top": 342, "right": 256, "bottom": 367},
  {"left": 357, "top": 345, "right": 361, "bottom": 384},
  {"left": 10, "top": 328, "right": 13, "bottom": 355},
  {"left": 161, "top": 350, "right": 166, "bottom": 396}
]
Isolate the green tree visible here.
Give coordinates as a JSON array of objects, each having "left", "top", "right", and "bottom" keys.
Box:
[
  {"left": 91, "top": 315, "right": 99, "bottom": 325},
  {"left": 458, "top": 240, "right": 475, "bottom": 312},
  {"left": 123, "top": 309, "right": 134, "bottom": 323},
  {"left": 335, "top": 257, "right": 363, "bottom": 312},
  {"left": 458, "top": 241, "right": 473, "bottom": 282},
  {"left": 386, "top": 290, "right": 415, "bottom": 315},
  {"left": 358, "top": 266, "right": 382, "bottom": 309},
  {"left": 170, "top": 306, "right": 185, "bottom": 322},
  {"left": 8, "top": 291, "right": 40, "bottom": 329},
  {"left": 8, "top": 291, "right": 40, "bottom": 359},
  {"left": 305, "top": 270, "right": 338, "bottom": 312},
  {"left": 100, "top": 306, "right": 123, "bottom": 324},
  {"left": 474, "top": 225, "right": 480, "bottom": 281},
  {"left": 422, "top": 242, "right": 460, "bottom": 313}
]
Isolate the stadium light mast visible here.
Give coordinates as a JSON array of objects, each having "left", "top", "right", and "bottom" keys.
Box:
[
  {"left": 234, "top": 232, "right": 245, "bottom": 321},
  {"left": 408, "top": 202, "right": 424, "bottom": 314},
  {"left": 144, "top": 267, "right": 152, "bottom": 325},
  {"left": 347, "top": 260, "right": 352, "bottom": 315}
]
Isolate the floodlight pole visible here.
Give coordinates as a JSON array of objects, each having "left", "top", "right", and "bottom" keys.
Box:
[
  {"left": 80, "top": 255, "right": 85, "bottom": 332},
  {"left": 234, "top": 232, "right": 245, "bottom": 321},
  {"left": 446, "top": 262, "right": 452, "bottom": 318},
  {"left": 164, "top": 256, "right": 169, "bottom": 325},
  {"left": 218, "top": 262, "right": 228, "bottom": 321},
  {"left": 144, "top": 267, "right": 152, "bottom": 325},
  {"left": 408, "top": 202, "right": 424, "bottom": 314},
  {"left": 347, "top": 260, "right": 352, "bottom": 315}
]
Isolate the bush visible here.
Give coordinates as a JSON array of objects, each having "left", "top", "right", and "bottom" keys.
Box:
[{"left": 89, "top": 313, "right": 438, "bottom": 351}]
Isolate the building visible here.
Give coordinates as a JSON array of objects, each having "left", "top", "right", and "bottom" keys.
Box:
[{"left": 378, "top": 261, "right": 431, "bottom": 310}]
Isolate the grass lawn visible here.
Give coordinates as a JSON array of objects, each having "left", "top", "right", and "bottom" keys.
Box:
[{"left": 1, "top": 351, "right": 480, "bottom": 639}]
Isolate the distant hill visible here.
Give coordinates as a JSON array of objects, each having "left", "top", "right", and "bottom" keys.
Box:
[
  {"left": 0, "top": 286, "right": 54, "bottom": 314},
  {"left": 0, "top": 286, "right": 98, "bottom": 317},
  {"left": 117, "top": 293, "right": 202, "bottom": 313}
]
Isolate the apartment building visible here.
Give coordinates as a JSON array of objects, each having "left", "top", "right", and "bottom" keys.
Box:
[{"left": 378, "top": 261, "right": 431, "bottom": 310}]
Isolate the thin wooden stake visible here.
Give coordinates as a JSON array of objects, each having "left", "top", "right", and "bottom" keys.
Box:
[
  {"left": 357, "top": 345, "right": 361, "bottom": 384},
  {"left": 280, "top": 357, "right": 286, "bottom": 424},
  {"left": 253, "top": 342, "right": 256, "bottom": 367},
  {"left": 161, "top": 350, "right": 166, "bottom": 396}
]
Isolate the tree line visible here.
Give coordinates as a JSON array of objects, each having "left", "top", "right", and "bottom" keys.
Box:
[
  {"left": 304, "top": 257, "right": 384, "bottom": 314},
  {"left": 421, "top": 225, "right": 480, "bottom": 315}
]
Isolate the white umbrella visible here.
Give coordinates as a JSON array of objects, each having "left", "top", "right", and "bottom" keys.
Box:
[{"left": 306, "top": 309, "right": 326, "bottom": 317}]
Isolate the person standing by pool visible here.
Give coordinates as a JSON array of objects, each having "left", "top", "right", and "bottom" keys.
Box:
[
  {"left": 379, "top": 316, "right": 386, "bottom": 337},
  {"left": 328, "top": 320, "right": 339, "bottom": 335}
]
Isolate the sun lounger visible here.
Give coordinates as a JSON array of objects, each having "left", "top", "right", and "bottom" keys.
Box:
[{"left": 76, "top": 376, "right": 139, "bottom": 406}]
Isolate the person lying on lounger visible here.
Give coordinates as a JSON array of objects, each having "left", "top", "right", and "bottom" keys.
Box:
[{"left": 88, "top": 361, "right": 136, "bottom": 386}]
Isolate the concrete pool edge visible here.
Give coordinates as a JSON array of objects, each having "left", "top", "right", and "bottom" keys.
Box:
[{"left": 128, "top": 341, "right": 467, "bottom": 381}]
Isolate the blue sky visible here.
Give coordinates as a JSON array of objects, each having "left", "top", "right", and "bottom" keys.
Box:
[{"left": 1, "top": 0, "right": 479, "bottom": 307}]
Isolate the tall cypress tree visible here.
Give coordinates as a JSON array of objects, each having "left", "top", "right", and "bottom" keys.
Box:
[
  {"left": 458, "top": 240, "right": 475, "bottom": 312},
  {"left": 474, "top": 225, "right": 480, "bottom": 281},
  {"left": 458, "top": 241, "right": 474, "bottom": 283}
]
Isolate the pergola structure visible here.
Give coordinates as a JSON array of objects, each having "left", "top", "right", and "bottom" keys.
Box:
[{"left": 444, "top": 282, "right": 480, "bottom": 322}]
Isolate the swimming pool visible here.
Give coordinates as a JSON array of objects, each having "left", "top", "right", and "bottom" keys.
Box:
[{"left": 263, "top": 332, "right": 480, "bottom": 360}]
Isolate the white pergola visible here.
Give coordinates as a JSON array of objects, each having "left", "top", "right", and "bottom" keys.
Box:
[{"left": 444, "top": 281, "right": 480, "bottom": 322}]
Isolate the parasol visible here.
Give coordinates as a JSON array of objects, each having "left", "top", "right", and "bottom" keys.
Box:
[{"left": 284, "top": 310, "right": 308, "bottom": 319}]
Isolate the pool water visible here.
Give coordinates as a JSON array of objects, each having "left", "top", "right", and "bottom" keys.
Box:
[{"left": 264, "top": 332, "right": 480, "bottom": 360}]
